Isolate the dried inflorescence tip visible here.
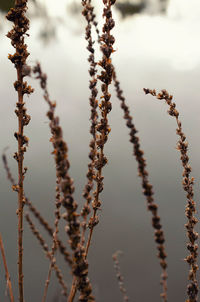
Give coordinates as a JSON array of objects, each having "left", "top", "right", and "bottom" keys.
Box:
[
  {"left": 86, "top": 0, "right": 116, "bottom": 248},
  {"left": 145, "top": 88, "right": 198, "bottom": 302}
]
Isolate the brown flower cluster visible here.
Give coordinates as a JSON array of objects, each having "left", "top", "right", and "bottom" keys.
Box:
[
  {"left": 112, "top": 73, "right": 167, "bottom": 301},
  {"left": 144, "top": 88, "right": 198, "bottom": 302},
  {"left": 33, "top": 63, "right": 95, "bottom": 302}
]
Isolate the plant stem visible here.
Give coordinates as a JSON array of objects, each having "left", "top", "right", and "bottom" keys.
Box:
[
  {"left": 0, "top": 233, "right": 14, "bottom": 302},
  {"left": 17, "top": 66, "right": 25, "bottom": 302}
]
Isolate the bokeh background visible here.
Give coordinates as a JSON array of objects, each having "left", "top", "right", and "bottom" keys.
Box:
[{"left": 1, "top": 0, "right": 200, "bottom": 301}]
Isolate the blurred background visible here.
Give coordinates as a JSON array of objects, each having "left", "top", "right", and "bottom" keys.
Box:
[{"left": 1, "top": 0, "right": 200, "bottom": 301}]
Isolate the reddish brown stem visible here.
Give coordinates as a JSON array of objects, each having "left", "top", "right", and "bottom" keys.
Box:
[{"left": 0, "top": 233, "right": 14, "bottom": 302}]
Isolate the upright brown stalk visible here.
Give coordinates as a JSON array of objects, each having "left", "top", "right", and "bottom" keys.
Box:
[
  {"left": 0, "top": 233, "right": 14, "bottom": 302},
  {"left": 144, "top": 88, "right": 198, "bottom": 302},
  {"left": 6, "top": 1, "right": 33, "bottom": 301},
  {"left": 113, "top": 72, "right": 167, "bottom": 301}
]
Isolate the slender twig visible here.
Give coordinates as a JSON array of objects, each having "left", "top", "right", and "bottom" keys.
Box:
[
  {"left": 144, "top": 88, "right": 198, "bottom": 302},
  {"left": 42, "top": 178, "right": 62, "bottom": 302},
  {"left": 112, "top": 251, "right": 129, "bottom": 302},
  {"left": 6, "top": 1, "right": 34, "bottom": 301},
  {"left": 0, "top": 233, "right": 14, "bottom": 302},
  {"left": 2, "top": 152, "right": 72, "bottom": 266},
  {"left": 25, "top": 214, "right": 68, "bottom": 298}
]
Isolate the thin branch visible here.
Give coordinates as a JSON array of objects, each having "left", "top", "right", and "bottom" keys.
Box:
[
  {"left": 112, "top": 251, "right": 129, "bottom": 302},
  {"left": 0, "top": 233, "right": 14, "bottom": 302},
  {"left": 2, "top": 152, "right": 73, "bottom": 267},
  {"left": 25, "top": 213, "right": 68, "bottom": 298}
]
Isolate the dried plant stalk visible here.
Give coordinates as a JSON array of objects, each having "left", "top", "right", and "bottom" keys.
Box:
[
  {"left": 25, "top": 214, "right": 68, "bottom": 297},
  {"left": 68, "top": 1, "right": 116, "bottom": 299},
  {"left": 85, "top": 0, "right": 116, "bottom": 255},
  {"left": 6, "top": 1, "right": 34, "bottom": 301},
  {"left": 81, "top": 0, "right": 99, "bottom": 247},
  {"left": 0, "top": 233, "right": 14, "bottom": 302},
  {"left": 112, "top": 251, "right": 129, "bottom": 302},
  {"left": 2, "top": 152, "right": 72, "bottom": 266},
  {"left": 32, "top": 63, "right": 95, "bottom": 302},
  {"left": 144, "top": 88, "right": 198, "bottom": 302},
  {"left": 112, "top": 72, "right": 168, "bottom": 301},
  {"left": 67, "top": 2, "right": 100, "bottom": 299}
]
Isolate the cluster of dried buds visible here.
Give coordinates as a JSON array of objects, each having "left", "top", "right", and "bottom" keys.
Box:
[
  {"left": 6, "top": 0, "right": 34, "bottom": 165},
  {"left": 33, "top": 63, "right": 94, "bottom": 302},
  {"left": 144, "top": 88, "right": 198, "bottom": 302},
  {"left": 81, "top": 0, "right": 99, "bottom": 228},
  {"left": 91, "top": 0, "right": 116, "bottom": 214}
]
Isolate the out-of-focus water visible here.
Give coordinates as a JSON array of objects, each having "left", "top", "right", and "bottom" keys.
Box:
[{"left": 1, "top": 0, "right": 200, "bottom": 301}]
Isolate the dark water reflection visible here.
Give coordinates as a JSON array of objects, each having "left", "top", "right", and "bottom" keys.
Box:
[{"left": 0, "top": 1, "right": 200, "bottom": 302}]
